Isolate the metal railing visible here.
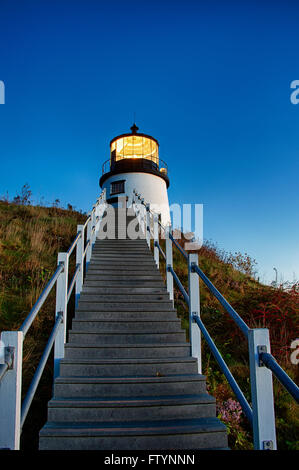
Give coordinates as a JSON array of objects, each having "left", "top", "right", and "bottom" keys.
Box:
[
  {"left": 101, "top": 156, "right": 169, "bottom": 176},
  {"left": 132, "top": 189, "right": 299, "bottom": 451},
  {"left": 0, "top": 189, "right": 107, "bottom": 450}
]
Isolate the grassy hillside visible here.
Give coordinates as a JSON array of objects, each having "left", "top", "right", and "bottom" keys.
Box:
[
  {"left": 0, "top": 199, "right": 86, "bottom": 449},
  {"left": 0, "top": 199, "right": 298, "bottom": 450},
  {"left": 157, "top": 236, "right": 299, "bottom": 450}
]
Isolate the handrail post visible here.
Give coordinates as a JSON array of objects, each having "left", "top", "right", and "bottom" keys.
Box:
[
  {"left": 0, "top": 331, "right": 23, "bottom": 449},
  {"left": 153, "top": 213, "right": 159, "bottom": 268},
  {"left": 75, "top": 225, "right": 84, "bottom": 307},
  {"left": 165, "top": 224, "right": 174, "bottom": 303},
  {"left": 248, "top": 328, "right": 277, "bottom": 450},
  {"left": 91, "top": 207, "right": 97, "bottom": 246},
  {"left": 86, "top": 215, "right": 92, "bottom": 270},
  {"left": 188, "top": 253, "right": 201, "bottom": 373},
  {"left": 54, "top": 252, "right": 69, "bottom": 379},
  {"left": 146, "top": 203, "right": 151, "bottom": 248},
  {"left": 141, "top": 198, "right": 145, "bottom": 237}
]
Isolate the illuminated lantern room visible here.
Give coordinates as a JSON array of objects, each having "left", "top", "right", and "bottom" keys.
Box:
[
  {"left": 111, "top": 124, "right": 159, "bottom": 167},
  {"left": 99, "top": 124, "right": 171, "bottom": 225}
]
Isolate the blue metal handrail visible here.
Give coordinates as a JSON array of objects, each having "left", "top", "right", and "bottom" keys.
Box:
[
  {"left": 259, "top": 351, "right": 299, "bottom": 404},
  {"left": 193, "top": 314, "right": 253, "bottom": 424},
  {"left": 167, "top": 265, "right": 190, "bottom": 306},
  {"left": 67, "top": 263, "right": 81, "bottom": 303},
  {"left": 19, "top": 263, "right": 64, "bottom": 337},
  {"left": 169, "top": 232, "right": 188, "bottom": 260},
  {"left": 191, "top": 263, "right": 250, "bottom": 338},
  {"left": 154, "top": 240, "right": 166, "bottom": 260},
  {"left": 20, "top": 312, "right": 63, "bottom": 427}
]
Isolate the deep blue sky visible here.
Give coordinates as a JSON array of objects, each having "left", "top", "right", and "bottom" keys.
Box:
[{"left": 0, "top": 0, "right": 299, "bottom": 284}]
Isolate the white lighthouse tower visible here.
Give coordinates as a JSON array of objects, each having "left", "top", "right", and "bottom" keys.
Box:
[{"left": 99, "top": 124, "right": 171, "bottom": 225}]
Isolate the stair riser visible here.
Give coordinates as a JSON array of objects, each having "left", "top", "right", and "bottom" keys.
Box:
[
  {"left": 92, "top": 247, "right": 150, "bottom": 250},
  {"left": 73, "top": 312, "right": 178, "bottom": 321},
  {"left": 84, "top": 275, "right": 162, "bottom": 281},
  {"left": 88, "top": 263, "right": 156, "bottom": 269},
  {"left": 89, "top": 259, "right": 155, "bottom": 264},
  {"left": 54, "top": 380, "right": 205, "bottom": 398},
  {"left": 81, "top": 287, "right": 166, "bottom": 294},
  {"left": 83, "top": 281, "right": 164, "bottom": 287},
  {"left": 59, "top": 361, "right": 198, "bottom": 377},
  {"left": 89, "top": 252, "right": 154, "bottom": 257},
  {"left": 78, "top": 294, "right": 170, "bottom": 302},
  {"left": 85, "top": 270, "right": 162, "bottom": 276},
  {"left": 86, "top": 267, "right": 158, "bottom": 273},
  {"left": 68, "top": 332, "right": 186, "bottom": 345},
  {"left": 71, "top": 321, "right": 181, "bottom": 332},
  {"left": 75, "top": 303, "right": 174, "bottom": 311},
  {"left": 40, "top": 430, "right": 227, "bottom": 451},
  {"left": 64, "top": 345, "right": 190, "bottom": 359},
  {"left": 48, "top": 403, "right": 215, "bottom": 423}
]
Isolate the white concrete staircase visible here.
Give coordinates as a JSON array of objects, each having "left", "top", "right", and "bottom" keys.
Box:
[{"left": 39, "top": 209, "right": 228, "bottom": 450}]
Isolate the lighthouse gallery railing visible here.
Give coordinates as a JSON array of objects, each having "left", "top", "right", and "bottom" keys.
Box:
[{"left": 132, "top": 189, "right": 299, "bottom": 451}]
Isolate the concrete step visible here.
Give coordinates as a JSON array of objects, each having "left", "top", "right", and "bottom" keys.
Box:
[
  {"left": 59, "top": 357, "right": 198, "bottom": 377},
  {"left": 53, "top": 374, "right": 206, "bottom": 397},
  {"left": 94, "top": 247, "right": 149, "bottom": 251},
  {"left": 68, "top": 331, "right": 186, "bottom": 345},
  {"left": 88, "top": 254, "right": 154, "bottom": 260},
  {"left": 75, "top": 302, "right": 174, "bottom": 311},
  {"left": 82, "top": 280, "right": 165, "bottom": 287},
  {"left": 80, "top": 287, "right": 167, "bottom": 294},
  {"left": 39, "top": 417, "right": 227, "bottom": 450},
  {"left": 47, "top": 394, "right": 216, "bottom": 423},
  {"left": 84, "top": 274, "right": 163, "bottom": 280},
  {"left": 73, "top": 311, "right": 178, "bottom": 321},
  {"left": 88, "top": 262, "right": 157, "bottom": 269},
  {"left": 78, "top": 293, "right": 170, "bottom": 302},
  {"left": 71, "top": 319, "right": 181, "bottom": 332},
  {"left": 87, "top": 265, "right": 158, "bottom": 272},
  {"left": 89, "top": 258, "right": 156, "bottom": 264},
  {"left": 64, "top": 342, "right": 190, "bottom": 359},
  {"left": 93, "top": 241, "right": 149, "bottom": 246}
]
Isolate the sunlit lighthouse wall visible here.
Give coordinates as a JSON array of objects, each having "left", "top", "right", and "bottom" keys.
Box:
[{"left": 99, "top": 124, "right": 171, "bottom": 225}]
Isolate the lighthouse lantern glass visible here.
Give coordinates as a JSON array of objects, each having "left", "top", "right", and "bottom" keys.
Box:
[{"left": 111, "top": 135, "right": 159, "bottom": 164}]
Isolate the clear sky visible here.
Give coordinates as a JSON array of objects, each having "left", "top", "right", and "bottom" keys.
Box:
[{"left": 0, "top": 0, "right": 298, "bottom": 285}]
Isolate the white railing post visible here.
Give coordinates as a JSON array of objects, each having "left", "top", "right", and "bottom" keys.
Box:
[
  {"left": 91, "top": 207, "right": 97, "bottom": 246},
  {"left": 140, "top": 198, "right": 145, "bottom": 237},
  {"left": 54, "top": 252, "right": 69, "bottom": 379},
  {"left": 165, "top": 224, "right": 174, "bottom": 303},
  {"left": 146, "top": 203, "right": 151, "bottom": 248},
  {"left": 75, "top": 225, "right": 84, "bottom": 307},
  {"left": 0, "top": 330, "right": 23, "bottom": 449},
  {"left": 188, "top": 253, "right": 201, "bottom": 373},
  {"left": 86, "top": 215, "right": 92, "bottom": 269},
  {"left": 248, "top": 328, "right": 277, "bottom": 450},
  {"left": 153, "top": 213, "right": 159, "bottom": 268}
]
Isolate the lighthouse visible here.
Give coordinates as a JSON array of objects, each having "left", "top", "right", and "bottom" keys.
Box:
[{"left": 99, "top": 124, "right": 171, "bottom": 225}]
